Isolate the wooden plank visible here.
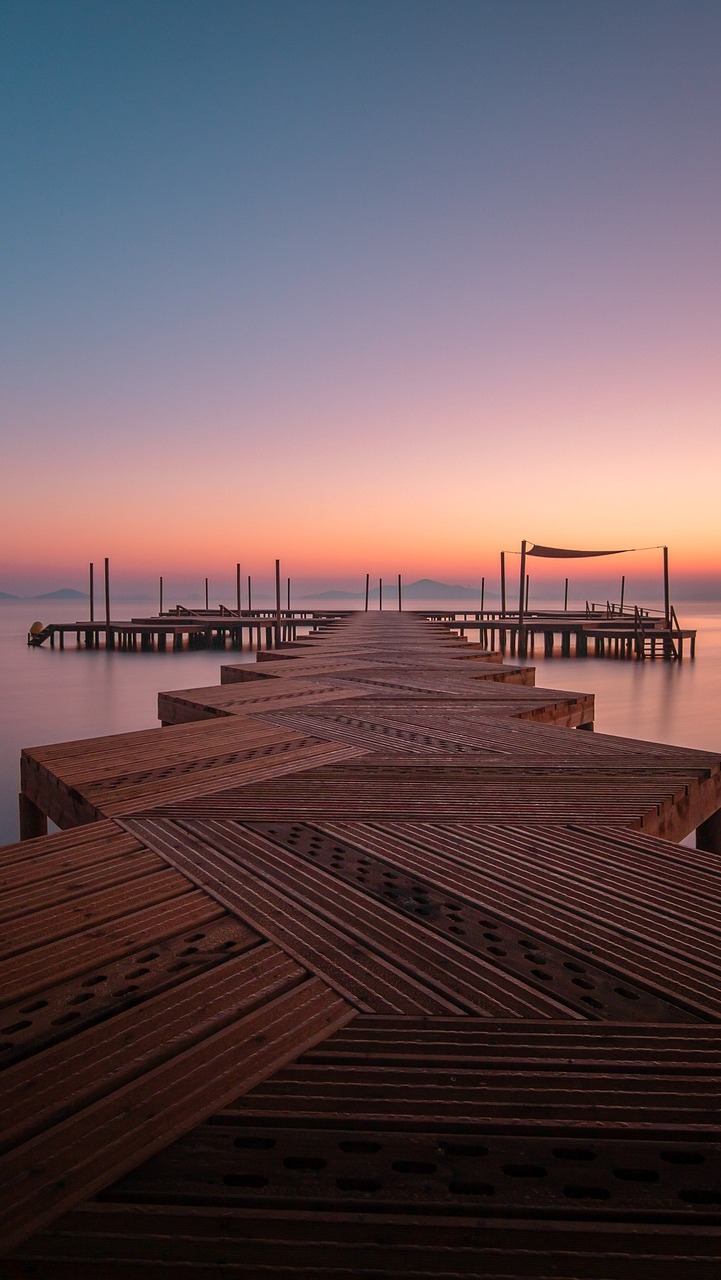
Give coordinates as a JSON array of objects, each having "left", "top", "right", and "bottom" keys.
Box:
[{"left": 0, "top": 978, "right": 354, "bottom": 1255}]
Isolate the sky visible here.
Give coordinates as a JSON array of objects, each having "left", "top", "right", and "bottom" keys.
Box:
[{"left": 1, "top": 0, "right": 720, "bottom": 603}]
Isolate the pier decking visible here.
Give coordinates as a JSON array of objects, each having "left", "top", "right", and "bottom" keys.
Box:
[{"left": 3, "top": 612, "right": 721, "bottom": 1275}]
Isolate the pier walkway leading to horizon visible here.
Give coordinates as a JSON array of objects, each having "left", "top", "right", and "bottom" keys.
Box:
[{"left": 3, "top": 611, "right": 721, "bottom": 1276}]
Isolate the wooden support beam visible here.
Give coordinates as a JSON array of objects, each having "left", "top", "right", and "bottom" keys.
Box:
[{"left": 18, "top": 792, "right": 47, "bottom": 841}]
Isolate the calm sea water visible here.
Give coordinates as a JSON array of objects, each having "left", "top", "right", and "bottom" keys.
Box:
[{"left": 1, "top": 598, "right": 720, "bottom": 847}]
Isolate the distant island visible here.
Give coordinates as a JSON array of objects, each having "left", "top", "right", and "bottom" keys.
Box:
[
  {"left": 0, "top": 588, "right": 89, "bottom": 601},
  {"left": 300, "top": 578, "right": 489, "bottom": 602},
  {"left": 33, "top": 588, "right": 89, "bottom": 600}
]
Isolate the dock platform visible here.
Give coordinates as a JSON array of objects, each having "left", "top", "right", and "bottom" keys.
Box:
[
  {"left": 3, "top": 612, "right": 721, "bottom": 1275},
  {"left": 27, "top": 608, "right": 347, "bottom": 652},
  {"left": 433, "top": 607, "right": 697, "bottom": 660}
]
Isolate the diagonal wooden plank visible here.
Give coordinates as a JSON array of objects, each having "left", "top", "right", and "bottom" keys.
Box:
[{"left": 0, "top": 977, "right": 355, "bottom": 1256}]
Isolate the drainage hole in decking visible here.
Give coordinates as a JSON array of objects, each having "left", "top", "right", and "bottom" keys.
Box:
[
  {"left": 339, "top": 1140, "right": 382, "bottom": 1153},
  {"left": 679, "top": 1189, "right": 721, "bottom": 1205},
  {"left": 614, "top": 986, "right": 640, "bottom": 1000},
  {"left": 283, "top": 1156, "right": 327, "bottom": 1171},
  {"left": 124, "top": 967, "right": 150, "bottom": 979},
  {"left": 531, "top": 969, "right": 552, "bottom": 982},
  {"left": 502, "top": 1164, "right": 547, "bottom": 1178},
  {"left": 67, "top": 992, "right": 94, "bottom": 1006},
  {"left": 612, "top": 1168, "right": 659, "bottom": 1183},
  {"left": 391, "top": 1161, "right": 436, "bottom": 1174},
  {"left": 233, "top": 1136, "right": 276, "bottom": 1150},
  {"left": 580, "top": 995, "right": 603, "bottom": 1009},
  {"left": 441, "top": 1143, "right": 489, "bottom": 1158},
  {"left": 660, "top": 1150, "right": 705, "bottom": 1165},
  {"left": 552, "top": 1148, "right": 596, "bottom": 1162},
  {"left": 336, "top": 1178, "right": 382, "bottom": 1192},
  {"left": 18, "top": 1000, "right": 48, "bottom": 1013},
  {"left": 1, "top": 1020, "right": 31, "bottom": 1034},
  {"left": 81, "top": 974, "right": 108, "bottom": 987},
  {"left": 136, "top": 952, "right": 159, "bottom": 963},
  {"left": 51, "top": 1012, "right": 81, "bottom": 1026}
]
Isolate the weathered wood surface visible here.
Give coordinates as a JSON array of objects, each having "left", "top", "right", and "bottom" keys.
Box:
[{"left": 4, "top": 611, "right": 721, "bottom": 1274}]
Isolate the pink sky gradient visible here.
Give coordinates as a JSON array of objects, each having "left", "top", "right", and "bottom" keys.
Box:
[{"left": 1, "top": 3, "right": 719, "bottom": 604}]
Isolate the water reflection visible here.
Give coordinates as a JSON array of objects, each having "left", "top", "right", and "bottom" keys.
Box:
[{"left": 1, "top": 599, "right": 720, "bottom": 847}]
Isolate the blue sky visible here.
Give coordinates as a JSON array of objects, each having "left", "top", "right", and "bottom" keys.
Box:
[{"left": 2, "top": 1, "right": 720, "bottom": 597}]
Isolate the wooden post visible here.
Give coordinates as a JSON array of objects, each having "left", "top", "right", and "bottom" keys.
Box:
[
  {"left": 517, "top": 540, "right": 527, "bottom": 656},
  {"left": 620, "top": 575, "right": 625, "bottom": 614},
  {"left": 159, "top": 575, "right": 163, "bottom": 615},
  {"left": 564, "top": 578, "right": 568, "bottom": 611},
  {"left": 379, "top": 579, "right": 383, "bottom": 611},
  {"left": 275, "top": 559, "right": 282, "bottom": 647},
  {"left": 287, "top": 577, "right": 291, "bottom": 611},
  {"left": 364, "top": 573, "right": 370, "bottom": 612},
  {"left": 525, "top": 573, "right": 530, "bottom": 611},
  {"left": 480, "top": 577, "right": 485, "bottom": 615},
  {"left": 88, "top": 563, "right": 94, "bottom": 622},
  {"left": 19, "top": 793, "right": 47, "bottom": 840},
  {"left": 205, "top": 578, "right": 209, "bottom": 610},
  {"left": 248, "top": 576, "right": 252, "bottom": 613},
  {"left": 500, "top": 552, "right": 506, "bottom": 616},
  {"left": 236, "top": 564, "right": 241, "bottom": 615},
  {"left": 663, "top": 546, "right": 670, "bottom": 626},
  {"left": 398, "top": 574, "right": 402, "bottom": 612},
  {"left": 104, "top": 557, "right": 111, "bottom": 627}
]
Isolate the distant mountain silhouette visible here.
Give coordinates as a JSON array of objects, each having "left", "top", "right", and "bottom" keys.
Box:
[
  {"left": 300, "top": 579, "right": 490, "bottom": 602},
  {"left": 31, "top": 588, "right": 89, "bottom": 600},
  {"left": 392, "top": 578, "right": 483, "bottom": 600},
  {"left": 0, "top": 591, "right": 19, "bottom": 600},
  {"left": 300, "top": 589, "right": 364, "bottom": 600}
]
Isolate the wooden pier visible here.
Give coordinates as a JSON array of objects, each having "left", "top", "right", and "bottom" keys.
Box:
[
  {"left": 28, "top": 596, "right": 696, "bottom": 663},
  {"left": 27, "top": 607, "right": 347, "bottom": 652},
  {"left": 3, "top": 612, "right": 721, "bottom": 1276},
  {"left": 436, "top": 605, "right": 697, "bottom": 660}
]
